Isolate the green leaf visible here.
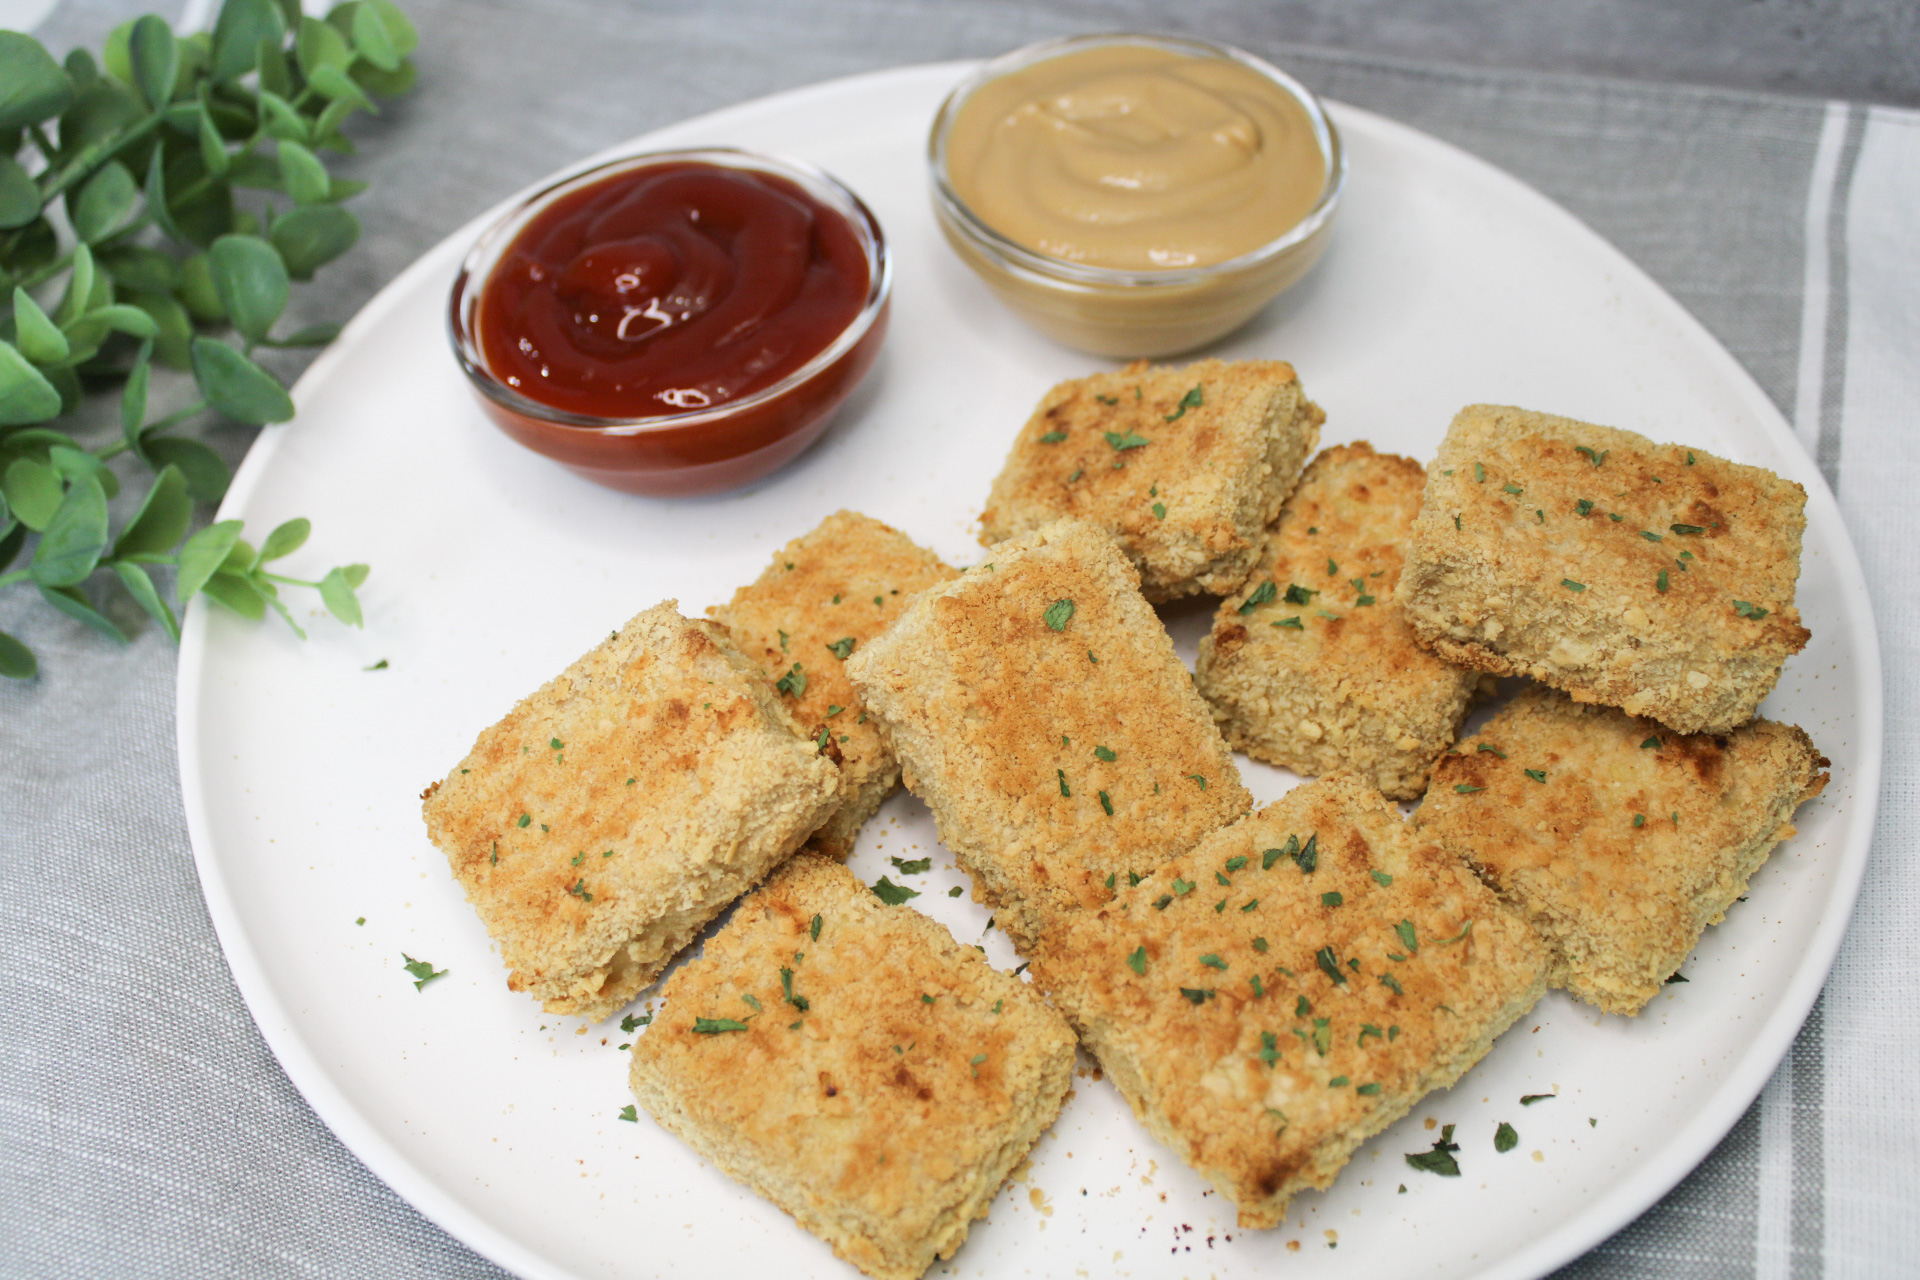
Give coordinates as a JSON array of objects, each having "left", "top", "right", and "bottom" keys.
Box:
[
  {"left": 162, "top": 143, "right": 238, "bottom": 249},
  {"left": 177, "top": 252, "right": 225, "bottom": 322},
  {"left": 55, "top": 242, "right": 95, "bottom": 329},
  {"left": 191, "top": 337, "right": 294, "bottom": 424},
  {"left": 260, "top": 321, "right": 341, "bottom": 348},
  {"left": 208, "top": 234, "right": 289, "bottom": 342},
  {"left": 353, "top": 61, "right": 416, "bottom": 103},
  {"left": 143, "top": 145, "right": 185, "bottom": 242},
  {"left": 0, "top": 630, "right": 35, "bottom": 680},
  {"left": 256, "top": 89, "right": 307, "bottom": 143},
  {"left": 120, "top": 339, "right": 152, "bottom": 442},
  {"left": 350, "top": 1, "right": 401, "bottom": 70},
  {"left": 277, "top": 139, "right": 331, "bottom": 205},
  {"left": 176, "top": 518, "right": 243, "bottom": 600},
  {"left": 196, "top": 102, "right": 230, "bottom": 178},
  {"left": 71, "top": 161, "right": 140, "bottom": 244},
  {"left": 310, "top": 96, "right": 358, "bottom": 151},
  {"left": 201, "top": 569, "right": 268, "bottom": 620},
  {"left": 318, "top": 564, "right": 363, "bottom": 626},
  {"left": 47, "top": 445, "right": 118, "bottom": 501},
  {"left": 30, "top": 471, "right": 109, "bottom": 587},
  {"left": 212, "top": 0, "right": 287, "bottom": 82},
  {"left": 103, "top": 19, "right": 136, "bottom": 87},
  {"left": 140, "top": 436, "right": 230, "bottom": 503},
  {"left": 341, "top": 562, "right": 368, "bottom": 588},
  {"left": 0, "top": 340, "right": 63, "bottom": 426},
  {"left": 256, "top": 36, "right": 294, "bottom": 98},
  {"left": 125, "top": 291, "right": 192, "bottom": 369},
  {"left": 61, "top": 303, "right": 158, "bottom": 348},
  {"left": 260, "top": 585, "right": 306, "bottom": 639},
  {"left": 3, "top": 457, "right": 61, "bottom": 529},
  {"left": 113, "top": 561, "right": 180, "bottom": 641},
  {"left": 38, "top": 583, "right": 126, "bottom": 641},
  {"left": 296, "top": 15, "right": 353, "bottom": 79},
  {"left": 0, "top": 518, "right": 22, "bottom": 573},
  {"left": 269, "top": 204, "right": 358, "bottom": 278},
  {"left": 0, "top": 216, "right": 58, "bottom": 276},
  {"left": 0, "top": 155, "right": 39, "bottom": 230},
  {"left": 62, "top": 47, "right": 98, "bottom": 88},
  {"left": 12, "top": 288, "right": 69, "bottom": 365},
  {"left": 255, "top": 517, "right": 310, "bottom": 563},
  {"left": 366, "top": 0, "right": 418, "bottom": 57},
  {"left": 97, "top": 245, "right": 180, "bottom": 294},
  {"left": 112, "top": 464, "right": 190, "bottom": 559},
  {"left": 308, "top": 64, "right": 376, "bottom": 112},
  {"left": 0, "top": 32, "right": 75, "bottom": 132},
  {"left": 129, "top": 15, "right": 180, "bottom": 109}
]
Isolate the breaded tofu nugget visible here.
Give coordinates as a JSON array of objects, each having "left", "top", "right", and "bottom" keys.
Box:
[
  {"left": 710, "top": 511, "right": 959, "bottom": 858},
  {"left": 421, "top": 601, "right": 839, "bottom": 1022},
  {"left": 1197, "top": 444, "right": 1478, "bottom": 799},
  {"left": 846, "top": 518, "right": 1253, "bottom": 952},
  {"left": 1031, "top": 774, "right": 1547, "bottom": 1229},
  {"left": 1415, "top": 686, "right": 1828, "bottom": 1015},
  {"left": 1398, "top": 404, "right": 1810, "bottom": 734},
  {"left": 979, "top": 358, "right": 1323, "bottom": 601},
  {"left": 628, "top": 854, "right": 1076, "bottom": 1280}
]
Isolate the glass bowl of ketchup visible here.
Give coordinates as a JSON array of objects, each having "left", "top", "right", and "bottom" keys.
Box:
[{"left": 449, "top": 148, "right": 890, "bottom": 496}]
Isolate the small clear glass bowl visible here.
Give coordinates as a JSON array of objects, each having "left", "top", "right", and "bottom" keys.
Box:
[
  {"left": 449, "top": 147, "right": 891, "bottom": 497},
  {"left": 928, "top": 33, "right": 1344, "bottom": 359}
]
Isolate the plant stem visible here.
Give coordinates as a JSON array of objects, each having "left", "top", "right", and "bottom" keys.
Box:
[
  {"left": 0, "top": 569, "right": 29, "bottom": 589},
  {"left": 38, "top": 112, "right": 165, "bottom": 202},
  {"left": 260, "top": 571, "right": 321, "bottom": 588}
]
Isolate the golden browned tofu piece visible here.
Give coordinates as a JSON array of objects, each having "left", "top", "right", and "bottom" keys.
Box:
[
  {"left": 420, "top": 601, "right": 839, "bottom": 1022},
  {"left": 847, "top": 518, "right": 1252, "bottom": 952},
  {"left": 1398, "top": 405, "right": 1810, "bottom": 734},
  {"left": 710, "top": 511, "right": 958, "bottom": 858},
  {"left": 1031, "top": 774, "right": 1547, "bottom": 1229},
  {"left": 1415, "top": 686, "right": 1828, "bottom": 1015},
  {"left": 628, "top": 855, "right": 1076, "bottom": 1280},
  {"left": 1197, "top": 444, "right": 1478, "bottom": 799},
  {"left": 979, "top": 358, "right": 1323, "bottom": 601}
]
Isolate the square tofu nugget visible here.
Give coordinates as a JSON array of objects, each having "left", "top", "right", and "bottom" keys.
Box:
[
  {"left": 628, "top": 855, "right": 1076, "bottom": 1280},
  {"left": 421, "top": 601, "right": 839, "bottom": 1022},
  {"left": 980, "top": 358, "right": 1323, "bottom": 601},
  {"left": 1198, "top": 444, "right": 1479, "bottom": 800},
  {"left": 1416, "top": 686, "right": 1828, "bottom": 1015},
  {"left": 847, "top": 518, "right": 1253, "bottom": 952},
  {"left": 710, "top": 510, "right": 959, "bottom": 858},
  {"left": 1032, "top": 774, "right": 1547, "bottom": 1228},
  {"left": 1399, "top": 404, "right": 1810, "bottom": 734}
]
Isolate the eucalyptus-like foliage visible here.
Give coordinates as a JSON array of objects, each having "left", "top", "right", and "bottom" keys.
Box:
[{"left": 0, "top": 0, "right": 417, "bottom": 678}]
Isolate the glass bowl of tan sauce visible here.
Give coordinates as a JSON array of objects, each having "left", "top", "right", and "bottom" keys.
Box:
[{"left": 930, "top": 33, "right": 1344, "bottom": 358}]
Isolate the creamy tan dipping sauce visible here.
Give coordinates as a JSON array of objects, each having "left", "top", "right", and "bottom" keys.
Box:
[{"left": 944, "top": 43, "right": 1325, "bottom": 271}]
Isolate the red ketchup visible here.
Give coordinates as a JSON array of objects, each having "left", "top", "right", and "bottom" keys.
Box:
[{"left": 477, "top": 162, "right": 870, "bottom": 419}]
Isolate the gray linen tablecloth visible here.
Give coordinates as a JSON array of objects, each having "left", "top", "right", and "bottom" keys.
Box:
[{"left": 3, "top": 1, "right": 1915, "bottom": 1276}]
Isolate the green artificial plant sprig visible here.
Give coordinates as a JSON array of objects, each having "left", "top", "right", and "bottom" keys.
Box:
[{"left": 0, "top": 0, "right": 418, "bottom": 679}]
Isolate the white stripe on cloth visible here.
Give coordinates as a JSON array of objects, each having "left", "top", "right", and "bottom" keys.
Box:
[
  {"left": 1826, "top": 103, "right": 1920, "bottom": 1279},
  {"left": 1791, "top": 102, "right": 1851, "bottom": 458}
]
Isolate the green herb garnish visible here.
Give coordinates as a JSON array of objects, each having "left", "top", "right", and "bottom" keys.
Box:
[
  {"left": 1574, "top": 446, "right": 1608, "bottom": 468},
  {"left": 1180, "top": 987, "right": 1213, "bottom": 1005},
  {"left": 1477, "top": 744, "right": 1507, "bottom": 758},
  {"left": 1733, "top": 599, "right": 1770, "bottom": 619},
  {"left": 780, "top": 966, "right": 808, "bottom": 1012},
  {"left": 618, "top": 1105, "right": 638, "bottom": 1121},
  {"left": 692, "top": 1017, "right": 748, "bottom": 1034},
  {"left": 1164, "top": 385, "right": 1203, "bottom": 421},
  {"left": 1043, "top": 598, "right": 1075, "bottom": 631},
  {"left": 1094, "top": 745, "right": 1117, "bottom": 762},
  {"left": 1406, "top": 1124, "right": 1462, "bottom": 1176},
  {"left": 1098, "top": 790, "right": 1114, "bottom": 815},
  {"left": 1524, "top": 769, "right": 1547, "bottom": 783},
  {"left": 890, "top": 856, "right": 931, "bottom": 875},
  {"left": 1561, "top": 579, "right": 1586, "bottom": 592},
  {"left": 400, "top": 953, "right": 446, "bottom": 991},
  {"left": 1396, "top": 920, "right": 1418, "bottom": 953},
  {"left": 1316, "top": 946, "right": 1347, "bottom": 985},
  {"left": 1104, "top": 430, "right": 1151, "bottom": 451},
  {"left": 1238, "top": 580, "right": 1277, "bottom": 614},
  {"left": 1520, "top": 1093, "right": 1554, "bottom": 1105},
  {"left": 1670, "top": 523, "right": 1706, "bottom": 536},
  {"left": 1038, "top": 430, "right": 1067, "bottom": 443},
  {"left": 872, "top": 876, "right": 919, "bottom": 905},
  {"left": 775, "top": 663, "right": 807, "bottom": 696},
  {"left": 810, "top": 914, "right": 822, "bottom": 941},
  {"left": 1292, "top": 834, "right": 1318, "bottom": 874},
  {"left": 1494, "top": 1122, "right": 1519, "bottom": 1153},
  {"left": 1575, "top": 499, "right": 1594, "bottom": 516},
  {"left": 1126, "top": 946, "right": 1147, "bottom": 975},
  {"left": 1321, "top": 891, "right": 1343, "bottom": 907},
  {"left": 1283, "top": 583, "right": 1319, "bottom": 605},
  {"left": 825, "top": 636, "right": 856, "bottom": 659}
]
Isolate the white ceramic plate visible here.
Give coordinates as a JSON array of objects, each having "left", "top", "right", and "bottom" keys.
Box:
[{"left": 176, "top": 62, "right": 1880, "bottom": 1280}]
